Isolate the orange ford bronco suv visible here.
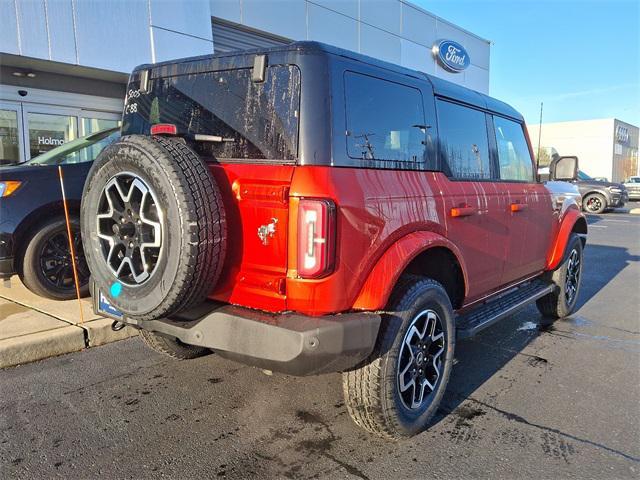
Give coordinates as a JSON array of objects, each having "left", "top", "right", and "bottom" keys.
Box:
[{"left": 82, "top": 42, "right": 587, "bottom": 439}]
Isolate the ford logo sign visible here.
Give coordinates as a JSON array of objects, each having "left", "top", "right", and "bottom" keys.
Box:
[{"left": 433, "top": 40, "right": 470, "bottom": 72}]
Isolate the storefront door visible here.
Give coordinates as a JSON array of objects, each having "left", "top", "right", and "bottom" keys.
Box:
[
  {"left": 0, "top": 102, "right": 24, "bottom": 165},
  {"left": 0, "top": 101, "right": 120, "bottom": 165}
]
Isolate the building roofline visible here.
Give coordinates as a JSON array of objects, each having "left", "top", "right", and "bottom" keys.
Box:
[
  {"left": 0, "top": 52, "right": 129, "bottom": 83},
  {"left": 400, "top": 0, "right": 491, "bottom": 44}
]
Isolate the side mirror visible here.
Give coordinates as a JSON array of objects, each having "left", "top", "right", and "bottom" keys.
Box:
[{"left": 550, "top": 155, "right": 578, "bottom": 181}]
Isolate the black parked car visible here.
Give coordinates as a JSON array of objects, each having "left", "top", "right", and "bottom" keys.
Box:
[
  {"left": 0, "top": 127, "right": 120, "bottom": 299},
  {"left": 545, "top": 155, "right": 628, "bottom": 214},
  {"left": 575, "top": 170, "right": 628, "bottom": 214}
]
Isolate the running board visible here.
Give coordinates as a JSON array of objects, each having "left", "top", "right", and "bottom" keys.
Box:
[{"left": 456, "top": 279, "right": 555, "bottom": 339}]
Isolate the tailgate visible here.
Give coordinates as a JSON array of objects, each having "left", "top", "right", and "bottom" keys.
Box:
[{"left": 208, "top": 163, "right": 294, "bottom": 312}]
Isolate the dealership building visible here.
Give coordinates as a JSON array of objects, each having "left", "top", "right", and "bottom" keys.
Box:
[
  {"left": 0, "top": 0, "right": 490, "bottom": 164},
  {"left": 528, "top": 119, "right": 640, "bottom": 183}
]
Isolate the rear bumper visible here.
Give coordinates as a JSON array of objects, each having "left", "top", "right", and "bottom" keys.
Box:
[{"left": 118, "top": 301, "right": 381, "bottom": 376}]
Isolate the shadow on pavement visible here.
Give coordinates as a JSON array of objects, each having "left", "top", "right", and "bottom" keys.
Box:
[
  {"left": 577, "top": 244, "right": 640, "bottom": 310},
  {"left": 434, "top": 242, "right": 639, "bottom": 422}
]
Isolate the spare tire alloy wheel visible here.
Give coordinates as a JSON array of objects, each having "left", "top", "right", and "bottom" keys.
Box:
[
  {"left": 97, "top": 172, "right": 162, "bottom": 286},
  {"left": 81, "top": 135, "right": 227, "bottom": 321}
]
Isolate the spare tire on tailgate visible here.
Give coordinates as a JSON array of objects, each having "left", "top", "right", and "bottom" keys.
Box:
[{"left": 81, "top": 135, "right": 226, "bottom": 321}]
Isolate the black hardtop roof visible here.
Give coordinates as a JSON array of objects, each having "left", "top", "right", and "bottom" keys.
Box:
[{"left": 137, "top": 41, "right": 522, "bottom": 122}]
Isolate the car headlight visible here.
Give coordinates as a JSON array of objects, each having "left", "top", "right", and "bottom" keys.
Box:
[
  {"left": 609, "top": 187, "right": 622, "bottom": 194},
  {"left": 0, "top": 181, "right": 22, "bottom": 197}
]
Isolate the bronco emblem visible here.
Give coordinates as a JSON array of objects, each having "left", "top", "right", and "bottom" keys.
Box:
[{"left": 257, "top": 218, "right": 278, "bottom": 245}]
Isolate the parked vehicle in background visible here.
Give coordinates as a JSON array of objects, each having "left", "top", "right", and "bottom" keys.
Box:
[
  {"left": 82, "top": 42, "right": 587, "bottom": 439},
  {"left": 623, "top": 176, "right": 640, "bottom": 201},
  {"left": 576, "top": 169, "right": 627, "bottom": 213},
  {"left": 0, "top": 127, "right": 120, "bottom": 299},
  {"left": 544, "top": 155, "right": 627, "bottom": 214}
]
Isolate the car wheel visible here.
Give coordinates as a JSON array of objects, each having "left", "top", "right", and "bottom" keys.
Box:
[
  {"left": 342, "top": 276, "right": 455, "bottom": 439},
  {"left": 19, "top": 217, "right": 90, "bottom": 300},
  {"left": 583, "top": 193, "right": 607, "bottom": 214},
  {"left": 81, "top": 135, "right": 226, "bottom": 321},
  {"left": 536, "top": 234, "right": 583, "bottom": 321},
  {"left": 139, "top": 330, "right": 210, "bottom": 360}
]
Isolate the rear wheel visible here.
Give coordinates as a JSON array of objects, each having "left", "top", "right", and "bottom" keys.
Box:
[
  {"left": 583, "top": 193, "right": 606, "bottom": 214},
  {"left": 19, "top": 217, "right": 90, "bottom": 300},
  {"left": 139, "top": 330, "right": 210, "bottom": 360},
  {"left": 536, "top": 234, "right": 583, "bottom": 321},
  {"left": 342, "top": 277, "right": 455, "bottom": 439}
]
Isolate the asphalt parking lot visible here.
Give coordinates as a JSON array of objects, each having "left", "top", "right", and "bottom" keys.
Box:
[{"left": 1, "top": 212, "right": 639, "bottom": 479}]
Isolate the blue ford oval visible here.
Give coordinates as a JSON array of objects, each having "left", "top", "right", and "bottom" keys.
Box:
[{"left": 435, "top": 39, "right": 471, "bottom": 72}]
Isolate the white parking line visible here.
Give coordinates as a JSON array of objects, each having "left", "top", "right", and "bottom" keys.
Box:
[
  {"left": 589, "top": 225, "right": 607, "bottom": 228},
  {"left": 601, "top": 219, "right": 630, "bottom": 223}
]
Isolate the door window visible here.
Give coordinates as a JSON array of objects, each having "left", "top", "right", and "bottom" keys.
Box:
[
  {"left": 493, "top": 116, "right": 534, "bottom": 182},
  {"left": 0, "top": 109, "right": 21, "bottom": 165},
  {"left": 344, "top": 72, "right": 426, "bottom": 166},
  {"left": 27, "top": 112, "right": 77, "bottom": 158},
  {"left": 436, "top": 99, "right": 492, "bottom": 180}
]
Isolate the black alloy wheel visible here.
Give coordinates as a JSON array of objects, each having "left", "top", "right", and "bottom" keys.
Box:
[
  {"left": 20, "top": 217, "right": 90, "bottom": 300},
  {"left": 39, "top": 228, "right": 88, "bottom": 291},
  {"left": 584, "top": 193, "right": 606, "bottom": 214}
]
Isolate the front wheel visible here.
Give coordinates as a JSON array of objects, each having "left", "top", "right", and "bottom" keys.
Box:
[
  {"left": 536, "top": 233, "right": 583, "bottom": 320},
  {"left": 342, "top": 277, "right": 455, "bottom": 439},
  {"left": 19, "top": 217, "right": 90, "bottom": 300},
  {"left": 583, "top": 193, "right": 607, "bottom": 214}
]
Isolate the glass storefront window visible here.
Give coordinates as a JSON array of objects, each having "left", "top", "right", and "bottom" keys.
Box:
[
  {"left": 28, "top": 112, "right": 77, "bottom": 158},
  {"left": 81, "top": 117, "right": 120, "bottom": 136},
  {"left": 0, "top": 109, "right": 20, "bottom": 165}
]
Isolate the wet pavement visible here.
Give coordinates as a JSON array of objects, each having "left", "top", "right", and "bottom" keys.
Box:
[{"left": 1, "top": 212, "right": 639, "bottom": 479}]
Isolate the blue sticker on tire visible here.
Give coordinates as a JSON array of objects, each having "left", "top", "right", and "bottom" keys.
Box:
[{"left": 110, "top": 282, "right": 122, "bottom": 298}]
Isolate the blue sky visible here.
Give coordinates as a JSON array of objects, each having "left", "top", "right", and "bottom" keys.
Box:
[{"left": 416, "top": 0, "right": 640, "bottom": 127}]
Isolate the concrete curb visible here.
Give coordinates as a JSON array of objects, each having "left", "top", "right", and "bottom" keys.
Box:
[
  {"left": 81, "top": 318, "right": 138, "bottom": 347},
  {"left": 0, "top": 326, "right": 86, "bottom": 369},
  {"left": 0, "top": 277, "right": 137, "bottom": 369}
]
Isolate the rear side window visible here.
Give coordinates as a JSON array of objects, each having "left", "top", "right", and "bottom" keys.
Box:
[
  {"left": 344, "top": 72, "right": 426, "bottom": 167},
  {"left": 123, "top": 65, "right": 300, "bottom": 161},
  {"left": 493, "top": 116, "right": 534, "bottom": 182},
  {"left": 436, "top": 99, "right": 492, "bottom": 180}
]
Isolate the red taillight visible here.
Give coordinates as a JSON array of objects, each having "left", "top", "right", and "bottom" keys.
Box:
[
  {"left": 150, "top": 123, "right": 177, "bottom": 135},
  {"left": 297, "top": 199, "right": 336, "bottom": 279}
]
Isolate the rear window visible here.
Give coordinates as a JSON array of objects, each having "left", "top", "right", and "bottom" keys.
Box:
[
  {"left": 123, "top": 65, "right": 301, "bottom": 161},
  {"left": 344, "top": 72, "right": 426, "bottom": 168}
]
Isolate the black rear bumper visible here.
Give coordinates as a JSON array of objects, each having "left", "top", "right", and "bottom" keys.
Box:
[{"left": 118, "top": 301, "right": 381, "bottom": 376}]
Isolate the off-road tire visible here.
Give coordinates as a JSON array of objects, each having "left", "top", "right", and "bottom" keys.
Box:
[
  {"left": 19, "top": 217, "right": 90, "bottom": 300},
  {"left": 81, "top": 135, "right": 226, "bottom": 321},
  {"left": 139, "top": 330, "right": 210, "bottom": 360},
  {"left": 583, "top": 193, "right": 607, "bottom": 214},
  {"left": 536, "top": 233, "right": 583, "bottom": 321},
  {"left": 342, "top": 276, "right": 455, "bottom": 439}
]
